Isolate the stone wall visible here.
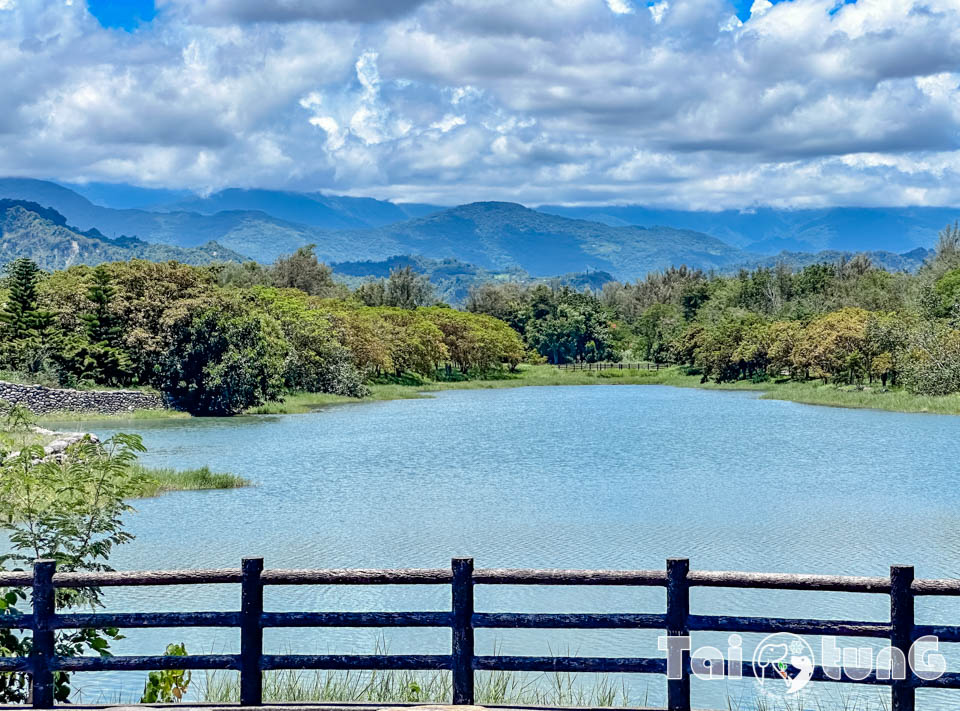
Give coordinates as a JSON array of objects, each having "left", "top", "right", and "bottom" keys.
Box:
[{"left": 0, "top": 381, "right": 166, "bottom": 415}]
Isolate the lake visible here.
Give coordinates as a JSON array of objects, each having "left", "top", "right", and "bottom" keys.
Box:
[{"left": 57, "top": 384, "right": 960, "bottom": 708}]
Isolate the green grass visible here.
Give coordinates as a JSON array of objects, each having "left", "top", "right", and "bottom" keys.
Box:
[
  {"left": 254, "top": 364, "right": 960, "bottom": 417},
  {"left": 32, "top": 408, "right": 189, "bottom": 425},
  {"left": 199, "top": 667, "right": 635, "bottom": 707},
  {"left": 196, "top": 667, "right": 888, "bottom": 710},
  {"left": 0, "top": 428, "right": 59, "bottom": 451},
  {"left": 128, "top": 464, "right": 252, "bottom": 498}
]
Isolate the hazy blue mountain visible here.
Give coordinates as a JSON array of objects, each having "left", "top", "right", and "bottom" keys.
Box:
[
  {"left": 319, "top": 201, "right": 747, "bottom": 280},
  {"left": 537, "top": 205, "right": 959, "bottom": 254},
  {"left": 0, "top": 178, "right": 318, "bottom": 257},
  {"left": 737, "top": 247, "right": 934, "bottom": 274},
  {"left": 0, "top": 180, "right": 444, "bottom": 258},
  {"left": 64, "top": 181, "right": 195, "bottom": 210},
  {"left": 331, "top": 254, "right": 616, "bottom": 304},
  {"left": 0, "top": 199, "right": 246, "bottom": 270}
]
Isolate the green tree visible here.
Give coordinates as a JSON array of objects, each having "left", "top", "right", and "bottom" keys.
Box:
[
  {"left": 0, "top": 259, "right": 57, "bottom": 373},
  {"left": 384, "top": 266, "right": 434, "bottom": 309},
  {"left": 0, "top": 434, "right": 147, "bottom": 702},
  {"left": 159, "top": 296, "right": 286, "bottom": 415},
  {"left": 271, "top": 245, "right": 345, "bottom": 297},
  {"left": 75, "top": 266, "right": 132, "bottom": 385}
]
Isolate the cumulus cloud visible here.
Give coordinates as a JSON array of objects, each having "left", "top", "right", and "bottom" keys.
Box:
[
  {"left": 158, "top": 0, "right": 429, "bottom": 25},
  {"left": 1, "top": 0, "right": 960, "bottom": 209}
]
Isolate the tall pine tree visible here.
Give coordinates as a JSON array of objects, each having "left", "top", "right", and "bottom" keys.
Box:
[
  {"left": 0, "top": 259, "right": 56, "bottom": 372},
  {"left": 77, "top": 266, "right": 131, "bottom": 385}
]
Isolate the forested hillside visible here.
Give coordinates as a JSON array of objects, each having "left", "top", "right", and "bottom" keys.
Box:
[{"left": 0, "top": 200, "right": 246, "bottom": 270}]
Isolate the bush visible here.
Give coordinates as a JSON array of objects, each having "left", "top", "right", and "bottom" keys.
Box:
[{"left": 158, "top": 296, "right": 286, "bottom": 415}]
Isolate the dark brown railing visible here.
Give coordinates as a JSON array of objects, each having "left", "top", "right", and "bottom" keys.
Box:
[
  {"left": 2, "top": 558, "right": 958, "bottom": 710},
  {"left": 556, "top": 362, "right": 661, "bottom": 371}
]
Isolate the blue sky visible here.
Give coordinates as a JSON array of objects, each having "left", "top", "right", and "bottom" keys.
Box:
[
  {"left": 90, "top": 1, "right": 790, "bottom": 30},
  {"left": 87, "top": 0, "right": 155, "bottom": 30},
  {"left": 2, "top": 0, "right": 957, "bottom": 209}
]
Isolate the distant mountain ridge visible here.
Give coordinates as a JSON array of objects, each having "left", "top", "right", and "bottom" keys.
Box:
[
  {"left": 163, "top": 188, "right": 440, "bottom": 229},
  {"left": 331, "top": 254, "right": 616, "bottom": 304},
  {"left": 0, "top": 199, "right": 246, "bottom": 270},
  {"left": 0, "top": 178, "right": 954, "bottom": 280},
  {"left": 538, "top": 204, "right": 959, "bottom": 254},
  {"left": 320, "top": 201, "right": 746, "bottom": 279},
  {"left": 733, "top": 247, "right": 933, "bottom": 274}
]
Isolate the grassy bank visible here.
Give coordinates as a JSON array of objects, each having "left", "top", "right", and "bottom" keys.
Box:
[
  {"left": 19, "top": 364, "right": 960, "bottom": 421},
  {"left": 129, "top": 464, "right": 252, "bottom": 498},
  {"left": 32, "top": 408, "right": 188, "bottom": 424}
]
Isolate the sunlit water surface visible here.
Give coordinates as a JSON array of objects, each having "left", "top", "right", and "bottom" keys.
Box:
[{"left": 44, "top": 385, "right": 960, "bottom": 708}]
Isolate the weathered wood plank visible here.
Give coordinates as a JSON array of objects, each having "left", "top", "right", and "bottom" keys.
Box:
[
  {"left": 688, "top": 613, "right": 890, "bottom": 637},
  {"left": 451, "top": 557, "right": 475, "bottom": 705},
  {"left": 472, "top": 569, "right": 667, "bottom": 586},
  {"left": 52, "top": 611, "right": 240, "bottom": 629},
  {"left": 890, "top": 565, "right": 915, "bottom": 711},
  {"left": 260, "top": 654, "right": 451, "bottom": 671},
  {"left": 240, "top": 557, "right": 264, "bottom": 706},
  {"left": 666, "top": 559, "right": 690, "bottom": 711},
  {"left": 474, "top": 613, "right": 666, "bottom": 629},
  {"left": 53, "top": 654, "right": 239, "bottom": 671},
  {"left": 911, "top": 579, "right": 960, "bottom": 595},
  {"left": 474, "top": 656, "right": 667, "bottom": 674},
  {"left": 261, "top": 569, "right": 452, "bottom": 585},
  {"left": 689, "top": 569, "right": 890, "bottom": 593},
  {"left": 261, "top": 611, "right": 452, "bottom": 628},
  {"left": 31, "top": 560, "right": 56, "bottom": 710},
  {"left": 51, "top": 569, "right": 242, "bottom": 587}
]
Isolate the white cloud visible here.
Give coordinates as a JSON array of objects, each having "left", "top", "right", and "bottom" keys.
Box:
[
  {"left": 648, "top": 1, "right": 668, "bottom": 24},
  {"left": 0, "top": 0, "right": 959, "bottom": 208},
  {"left": 430, "top": 114, "right": 466, "bottom": 132},
  {"left": 605, "top": 0, "right": 634, "bottom": 15}
]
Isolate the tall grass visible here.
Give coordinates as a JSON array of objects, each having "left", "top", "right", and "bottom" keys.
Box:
[
  {"left": 199, "top": 668, "right": 634, "bottom": 706},
  {"left": 129, "top": 464, "right": 252, "bottom": 498}
]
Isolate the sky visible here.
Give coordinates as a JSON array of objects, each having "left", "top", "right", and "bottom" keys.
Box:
[{"left": 2, "top": 0, "right": 960, "bottom": 209}]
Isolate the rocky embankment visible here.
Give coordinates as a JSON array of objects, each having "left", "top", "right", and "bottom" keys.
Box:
[
  {"left": 0, "top": 381, "right": 165, "bottom": 415},
  {"left": 4, "top": 426, "right": 99, "bottom": 463}
]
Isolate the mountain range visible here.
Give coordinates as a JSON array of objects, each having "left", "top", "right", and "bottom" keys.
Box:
[
  {"left": 0, "top": 199, "right": 245, "bottom": 271},
  {"left": 331, "top": 255, "right": 615, "bottom": 304},
  {"left": 0, "top": 177, "right": 956, "bottom": 280}
]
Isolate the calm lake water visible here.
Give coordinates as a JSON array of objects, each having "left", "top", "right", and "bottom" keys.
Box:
[{"left": 52, "top": 385, "right": 960, "bottom": 708}]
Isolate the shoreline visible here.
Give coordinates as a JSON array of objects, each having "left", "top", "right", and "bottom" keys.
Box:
[{"left": 27, "top": 365, "right": 960, "bottom": 424}]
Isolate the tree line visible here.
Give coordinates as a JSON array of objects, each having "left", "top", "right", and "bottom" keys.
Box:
[
  {"left": 7, "top": 222, "right": 960, "bottom": 412},
  {"left": 0, "top": 247, "right": 524, "bottom": 415},
  {"left": 465, "top": 223, "right": 960, "bottom": 397}
]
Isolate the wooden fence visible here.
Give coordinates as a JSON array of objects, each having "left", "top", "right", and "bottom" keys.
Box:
[
  {"left": 556, "top": 362, "right": 661, "bottom": 371},
  {"left": 2, "top": 558, "right": 959, "bottom": 710}
]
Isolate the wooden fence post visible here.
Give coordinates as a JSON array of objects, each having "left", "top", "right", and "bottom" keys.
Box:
[
  {"left": 240, "top": 557, "right": 264, "bottom": 706},
  {"left": 666, "top": 558, "right": 691, "bottom": 711},
  {"left": 451, "top": 557, "right": 475, "bottom": 705},
  {"left": 890, "top": 565, "right": 915, "bottom": 711},
  {"left": 31, "top": 559, "right": 55, "bottom": 710}
]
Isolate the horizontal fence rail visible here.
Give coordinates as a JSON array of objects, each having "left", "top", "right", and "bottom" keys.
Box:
[
  {"left": 555, "top": 362, "right": 662, "bottom": 372},
  {"left": 1, "top": 559, "right": 958, "bottom": 709}
]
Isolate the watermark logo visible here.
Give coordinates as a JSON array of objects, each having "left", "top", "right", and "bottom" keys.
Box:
[
  {"left": 753, "top": 633, "right": 815, "bottom": 694},
  {"left": 658, "top": 633, "right": 947, "bottom": 699}
]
